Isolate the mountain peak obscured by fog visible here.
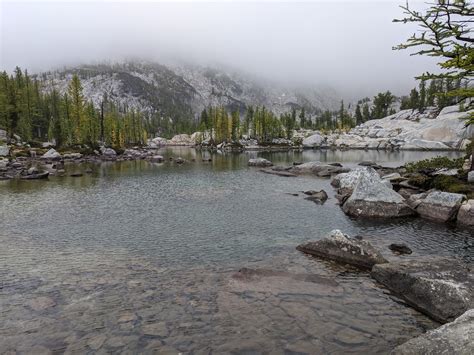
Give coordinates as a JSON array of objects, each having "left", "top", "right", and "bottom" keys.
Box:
[{"left": 1, "top": 0, "right": 438, "bottom": 99}]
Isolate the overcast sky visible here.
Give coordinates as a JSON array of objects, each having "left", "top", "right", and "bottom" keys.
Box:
[{"left": 1, "top": 0, "right": 438, "bottom": 97}]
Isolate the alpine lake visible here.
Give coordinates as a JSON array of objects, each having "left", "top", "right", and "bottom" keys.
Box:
[{"left": 1, "top": 148, "right": 472, "bottom": 354}]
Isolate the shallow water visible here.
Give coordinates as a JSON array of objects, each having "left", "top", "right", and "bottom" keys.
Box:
[{"left": 0, "top": 148, "right": 472, "bottom": 354}]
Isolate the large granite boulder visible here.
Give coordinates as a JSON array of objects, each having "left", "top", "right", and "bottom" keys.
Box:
[
  {"left": 457, "top": 199, "right": 474, "bottom": 227},
  {"left": 302, "top": 133, "right": 324, "bottom": 148},
  {"left": 391, "top": 309, "right": 474, "bottom": 355},
  {"left": 148, "top": 137, "right": 168, "bottom": 148},
  {"left": 371, "top": 258, "right": 474, "bottom": 323},
  {"left": 290, "top": 161, "right": 349, "bottom": 177},
  {"left": 332, "top": 167, "right": 392, "bottom": 190},
  {"left": 248, "top": 158, "right": 273, "bottom": 167},
  {"left": 169, "top": 134, "right": 194, "bottom": 146},
  {"left": 342, "top": 168, "right": 414, "bottom": 218},
  {"left": 415, "top": 190, "right": 465, "bottom": 222},
  {"left": 41, "top": 148, "right": 61, "bottom": 160},
  {"left": 296, "top": 230, "right": 388, "bottom": 270},
  {"left": 468, "top": 171, "right": 474, "bottom": 183}
]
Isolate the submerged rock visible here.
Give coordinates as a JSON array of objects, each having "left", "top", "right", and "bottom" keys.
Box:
[
  {"left": 371, "top": 257, "right": 474, "bottom": 323},
  {"left": 290, "top": 161, "right": 349, "bottom": 177},
  {"left": 415, "top": 190, "right": 465, "bottom": 222},
  {"left": 296, "top": 230, "right": 388, "bottom": 270},
  {"left": 303, "top": 190, "right": 328, "bottom": 204},
  {"left": 149, "top": 155, "right": 164, "bottom": 163},
  {"left": 391, "top": 309, "right": 474, "bottom": 355},
  {"left": 342, "top": 168, "right": 414, "bottom": 218},
  {"left": 248, "top": 158, "right": 273, "bottom": 167}
]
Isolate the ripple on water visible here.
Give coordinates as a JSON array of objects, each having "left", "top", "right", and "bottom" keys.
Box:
[{"left": 0, "top": 149, "right": 472, "bottom": 353}]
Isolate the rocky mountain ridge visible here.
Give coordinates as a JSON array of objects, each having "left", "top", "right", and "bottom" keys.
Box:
[{"left": 38, "top": 61, "right": 341, "bottom": 120}]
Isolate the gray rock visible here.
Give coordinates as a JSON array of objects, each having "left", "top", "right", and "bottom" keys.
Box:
[
  {"left": 332, "top": 167, "right": 392, "bottom": 190},
  {"left": 248, "top": 158, "right": 273, "bottom": 167},
  {"left": 100, "top": 146, "right": 117, "bottom": 156},
  {"left": 290, "top": 161, "right": 349, "bottom": 176},
  {"left": 389, "top": 243, "right": 412, "bottom": 255},
  {"left": 63, "top": 152, "right": 83, "bottom": 159},
  {"left": 391, "top": 309, "right": 474, "bottom": 355},
  {"left": 302, "top": 133, "right": 323, "bottom": 148},
  {"left": 0, "top": 145, "right": 9, "bottom": 156},
  {"left": 297, "top": 229, "right": 388, "bottom": 270},
  {"left": 457, "top": 200, "right": 474, "bottom": 227},
  {"left": 342, "top": 168, "right": 414, "bottom": 218},
  {"left": 175, "top": 157, "right": 185, "bottom": 164},
  {"left": 303, "top": 190, "right": 328, "bottom": 204},
  {"left": 468, "top": 171, "right": 474, "bottom": 183},
  {"left": 27, "top": 167, "right": 39, "bottom": 175},
  {"left": 0, "top": 129, "right": 7, "bottom": 141},
  {"left": 41, "top": 148, "right": 61, "bottom": 160},
  {"left": 371, "top": 257, "right": 474, "bottom": 323},
  {"left": 416, "top": 190, "right": 465, "bottom": 222}
]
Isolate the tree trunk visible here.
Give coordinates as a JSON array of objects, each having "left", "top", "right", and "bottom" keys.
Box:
[{"left": 471, "top": 133, "right": 474, "bottom": 171}]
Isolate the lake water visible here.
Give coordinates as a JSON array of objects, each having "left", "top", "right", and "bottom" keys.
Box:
[{"left": 1, "top": 148, "right": 472, "bottom": 354}]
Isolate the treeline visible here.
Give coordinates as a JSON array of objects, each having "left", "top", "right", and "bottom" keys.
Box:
[
  {"left": 0, "top": 67, "right": 151, "bottom": 148},
  {"left": 400, "top": 78, "right": 467, "bottom": 112}
]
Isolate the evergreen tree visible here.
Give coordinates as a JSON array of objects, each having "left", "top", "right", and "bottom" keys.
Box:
[{"left": 355, "top": 104, "right": 363, "bottom": 125}]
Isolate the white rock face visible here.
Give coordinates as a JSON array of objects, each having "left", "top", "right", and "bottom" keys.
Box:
[
  {"left": 41, "top": 148, "right": 61, "bottom": 160},
  {"left": 333, "top": 106, "right": 473, "bottom": 151},
  {"left": 169, "top": 134, "right": 194, "bottom": 146}
]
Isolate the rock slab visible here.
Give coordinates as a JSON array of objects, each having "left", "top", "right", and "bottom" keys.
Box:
[
  {"left": 297, "top": 230, "right": 388, "bottom": 270},
  {"left": 371, "top": 257, "right": 474, "bottom": 323},
  {"left": 391, "top": 309, "right": 474, "bottom": 355}
]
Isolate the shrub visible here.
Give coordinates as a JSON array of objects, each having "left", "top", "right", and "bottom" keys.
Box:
[{"left": 404, "top": 156, "right": 464, "bottom": 173}]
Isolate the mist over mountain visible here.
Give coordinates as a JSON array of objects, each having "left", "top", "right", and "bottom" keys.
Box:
[{"left": 39, "top": 61, "right": 342, "bottom": 120}]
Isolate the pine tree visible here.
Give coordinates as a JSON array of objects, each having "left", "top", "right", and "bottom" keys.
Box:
[{"left": 355, "top": 104, "right": 363, "bottom": 125}]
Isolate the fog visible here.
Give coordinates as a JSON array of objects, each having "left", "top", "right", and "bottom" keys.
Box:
[{"left": 1, "top": 0, "right": 438, "bottom": 97}]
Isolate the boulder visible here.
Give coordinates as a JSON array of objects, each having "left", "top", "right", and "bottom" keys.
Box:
[
  {"left": 332, "top": 167, "right": 392, "bottom": 190},
  {"left": 468, "top": 171, "right": 474, "bottom": 183},
  {"left": 457, "top": 200, "right": 474, "bottom": 227},
  {"left": 169, "top": 134, "right": 194, "bottom": 146},
  {"left": 302, "top": 133, "right": 323, "bottom": 148},
  {"left": 248, "top": 158, "right": 273, "bottom": 167},
  {"left": 296, "top": 230, "right": 388, "bottom": 270},
  {"left": 41, "top": 141, "right": 55, "bottom": 148},
  {"left": 63, "top": 152, "right": 83, "bottom": 159},
  {"left": 175, "top": 157, "right": 185, "bottom": 164},
  {"left": 342, "top": 168, "right": 415, "bottom": 218},
  {"left": 391, "top": 309, "right": 474, "bottom": 355},
  {"left": 0, "top": 129, "right": 7, "bottom": 141},
  {"left": 100, "top": 146, "right": 117, "bottom": 157},
  {"left": 0, "top": 145, "right": 10, "bottom": 156},
  {"left": 41, "top": 148, "right": 61, "bottom": 160},
  {"left": 148, "top": 137, "right": 168, "bottom": 147},
  {"left": 371, "top": 257, "right": 474, "bottom": 323},
  {"left": 27, "top": 167, "right": 39, "bottom": 175},
  {"left": 416, "top": 190, "right": 465, "bottom": 222}
]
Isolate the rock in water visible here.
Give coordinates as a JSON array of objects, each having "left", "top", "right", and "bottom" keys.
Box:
[
  {"left": 296, "top": 230, "right": 388, "bottom": 270},
  {"left": 415, "top": 190, "right": 465, "bottom": 222},
  {"left": 248, "top": 158, "right": 273, "bottom": 167},
  {"left": 342, "top": 168, "right": 414, "bottom": 218},
  {"left": 457, "top": 199, "right": 474, "bottom": 227},
  {"left": 303, "top": 190, "right": 328, "bottom": 204},
  {"left": 0, "top": 145, "right": 9, "bottom": 157},
  {"left": 149, "top": 155, "right": 164, "bottom": 163},
  {"left": 391, "top": 309, "right": 474, "bottom": 355},
  {"left": 371, "top": 257, "right": 474, "bottom": 323},
  {"left": 389, "top": 243, "right": 412, "bottom": 255}
]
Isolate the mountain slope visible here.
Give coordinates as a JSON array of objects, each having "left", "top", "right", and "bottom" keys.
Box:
[{"left": 38, "top": 61, "right": 341, "bottom": 121}]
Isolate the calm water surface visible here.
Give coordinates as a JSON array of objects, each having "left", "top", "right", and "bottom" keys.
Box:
[{"left": 0, "top": 148, "right": 472, "bottom": 354}]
